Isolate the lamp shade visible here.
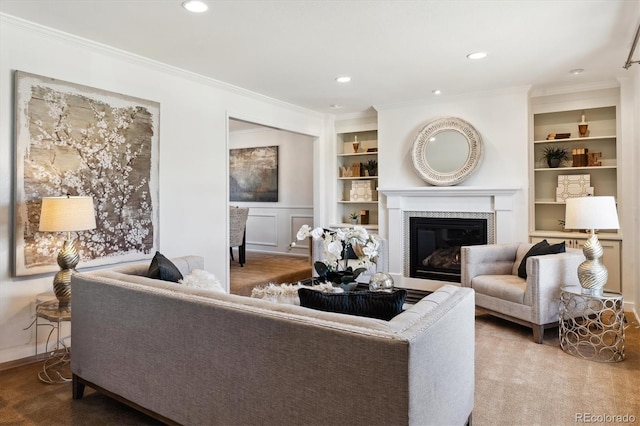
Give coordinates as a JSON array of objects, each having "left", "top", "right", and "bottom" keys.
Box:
[
  {"left": 564, "top": 196, "right": 620, "bottom": 231},
  {"left": 39, "top": 196, "right": 97, "bottom": 232}
]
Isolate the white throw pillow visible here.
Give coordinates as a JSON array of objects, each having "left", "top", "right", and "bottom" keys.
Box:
[
  {"left": 179, "top": 269, "right": 226, "bottom": 293},
  {"left": 251, "top": 282, "right": 342, "bottom": 305}
]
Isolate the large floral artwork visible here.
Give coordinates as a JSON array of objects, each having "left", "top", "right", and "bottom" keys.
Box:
[
  {"left": 229, "top": 146, "right": 278, "bottom": 202},
  {"left": 14, "top": 71, "right": 160, "bottom": 276}
]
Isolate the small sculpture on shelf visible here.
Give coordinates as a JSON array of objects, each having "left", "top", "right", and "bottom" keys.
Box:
[
  {"left": 588, "top": 152, "right": 602, "bottom": 166},
  {"left": 350, "top": 162, "right": 361, "bottom": 177},
  {"left": 360, "top": 210, "right": 369, "bottom": 225},
  {"left": 572, "top": 148, "right": 588, "bottom": 167},
  {"left": 578, "top": 113, "right": 589, "bottom": 137}
]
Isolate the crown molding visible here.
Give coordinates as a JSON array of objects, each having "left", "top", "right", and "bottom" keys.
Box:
[
  {"left": 373, "top": 85, "right": 531, "bottom": 111},
  {"left": 0, "top": 13, "right": 324, "bottom": 120},
  {"left": 529, "top": 80, "right": 620, "bottom": 98}
]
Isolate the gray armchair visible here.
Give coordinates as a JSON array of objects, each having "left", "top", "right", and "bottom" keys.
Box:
[
  {"left": 229, "top": 206, "right": 249, "bottom": 267},
  {"left": 461, "top": 243, "right": 585, "bottom": 343}
]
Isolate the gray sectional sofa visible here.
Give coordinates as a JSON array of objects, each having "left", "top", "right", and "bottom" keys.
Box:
[{"left": 71, "top": 256, "right": 475, "bottom": 426}]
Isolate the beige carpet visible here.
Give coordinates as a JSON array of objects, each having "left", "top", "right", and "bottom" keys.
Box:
[
  {"left": 474, "top": 312, "right": 640, "bottom": 425},
  {"left": 1, "top": 305, "right": 638, "bottom": 425}
]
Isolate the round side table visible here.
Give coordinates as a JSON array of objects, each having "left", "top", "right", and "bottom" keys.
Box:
[
  {"left": 36, "top": 300, "right": 72, "bottom": 383},
  {"left": 559, "top": 286, "right": 625, "bottom": 362}
]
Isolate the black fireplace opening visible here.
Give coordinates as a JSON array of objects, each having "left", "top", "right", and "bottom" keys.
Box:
[{"left": 409, "top": 217, "right": 488, "bottom": 283}]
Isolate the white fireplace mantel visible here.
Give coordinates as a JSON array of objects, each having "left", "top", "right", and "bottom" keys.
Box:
[{"left": 379, "top": 186, "right": 521, "bottom": 291}]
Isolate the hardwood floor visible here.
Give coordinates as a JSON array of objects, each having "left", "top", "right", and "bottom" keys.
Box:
[{"left": 230, "top": 251, "right": 312, "bottom": 296}]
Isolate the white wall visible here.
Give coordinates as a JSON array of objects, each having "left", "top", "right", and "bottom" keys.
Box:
[
  {"left": 0, "top": 15, "right": 325, "bottom": 364},
  {"left": 631, "top": 63, "right": 640, "bottom": 320},
  {"left": 375, "top": 88, "right": 530, "bottom": 243},
  {"left": 229, "top": 126, "right": 314, "bottom": 255}
]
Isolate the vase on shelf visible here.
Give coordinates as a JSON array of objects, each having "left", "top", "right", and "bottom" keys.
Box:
[
  {"left": 547, "top": 158, "right": 561, "bottom": 168},
  {"left": 579, "top": 124, "right": 588, "bottom": 138}
]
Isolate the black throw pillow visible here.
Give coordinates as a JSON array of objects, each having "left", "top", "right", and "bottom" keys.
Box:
[
  {"left": 147, "top": 251, "right": 183, "bottom": 282},
  {"left": 517, "top": 241, "right": 566, "bottom": 279},
  {"left": 517, "top": 240, "right": 549, "bottom": 279},
  {"left": 298, "top": 288, "right": 407, "bottom": 321}
]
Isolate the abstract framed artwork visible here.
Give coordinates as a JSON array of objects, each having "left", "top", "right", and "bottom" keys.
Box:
[
  {"left": 14, "top": 71, "right": 160, "bottom": 276},
  {"left": 229, "top": 146, "right": 279, "bottom": 202}
]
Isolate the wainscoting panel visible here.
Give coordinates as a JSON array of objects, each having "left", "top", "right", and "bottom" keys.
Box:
[
  {"left": 246, "top": 214, "right": 278, "bottom": 247},
  {"left": 242, "top": 206, "right": 313, "bottom": 254}
]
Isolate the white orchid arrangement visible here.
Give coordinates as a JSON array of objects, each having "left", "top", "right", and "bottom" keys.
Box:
[{"left": 290, "top": 225, "right": 380, "bottom": 286}]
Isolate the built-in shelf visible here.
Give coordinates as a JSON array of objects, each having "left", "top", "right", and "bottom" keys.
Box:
[
  {"left": 336, "top": 129, "right": 378, "bottom": 228},
  {"left": 534, "top": 165, "right": 616, "bottom": 172},
  {"left": 529, "top": 96, "right": 621, "bottom": 292},
  {"left": 533, "top": 135, "right": 616, "bottom": 144}
]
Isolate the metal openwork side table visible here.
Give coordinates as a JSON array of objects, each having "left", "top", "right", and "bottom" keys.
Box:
[
  {"left": 559, "top": 286, "right": 625, "bottom": 362},
  {"left": 34, "top": 299, "right": 72, "bottom": 383}
]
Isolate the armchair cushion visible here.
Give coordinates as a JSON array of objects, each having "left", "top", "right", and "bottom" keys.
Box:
[
  {"left": 517, "top": 240, "right": 566, "bottom": 278},
  {"left": 471, "top": 275, "right": 527, "bottom": 304}
]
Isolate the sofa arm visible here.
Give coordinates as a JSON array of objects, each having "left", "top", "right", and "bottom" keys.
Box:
[
  {"left": 525, "top": 249, "right": 585, "bottom": 324},
  {"left": 461, "top": 243, "right": 520, "bottom": 287}
]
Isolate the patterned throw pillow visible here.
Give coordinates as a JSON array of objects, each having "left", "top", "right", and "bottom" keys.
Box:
[{"left": 298, "top": 288, "right": 407, "bottom": 321}]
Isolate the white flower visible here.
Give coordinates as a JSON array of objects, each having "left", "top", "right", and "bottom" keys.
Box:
[
  {"left": 310, "top": 227, "right": 324, "bottom": 240},
  {"left": 291, "top": 224, "right": 379, "bottom": 272},
  {"left": 296, "top": 224, "right": 312, "bottom": 240}
]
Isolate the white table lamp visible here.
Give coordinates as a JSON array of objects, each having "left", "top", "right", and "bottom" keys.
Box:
[
  {"left": 39, "top": 195, "right": 96, "bottom": 307},
  {"left": 564, "top": 196, "right": 619, "bottom": 295}
]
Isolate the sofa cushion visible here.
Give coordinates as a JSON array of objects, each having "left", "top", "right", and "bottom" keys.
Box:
[
  {"left": 471, "top": 275, "right": 527, "bottom": 304},
  {"left": 517, "top": 241, "right": 566, "bottom": 279},
  {"left": 298, "top": 288, "right": 407, "bottom": 321},
  {"left": 147, "top": 251, "right": 184, "bottom": 282}
]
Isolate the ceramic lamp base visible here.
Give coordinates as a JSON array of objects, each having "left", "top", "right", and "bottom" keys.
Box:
[
  {"left": 578, "top": 233, "right": 608, "bottom": 295},
  {"left": 53, "top": 239, "right": 79, "bottom": 307}
]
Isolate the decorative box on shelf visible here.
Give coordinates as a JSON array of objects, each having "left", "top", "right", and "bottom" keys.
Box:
[
  {"left": 350, "top": 181, "right": 373, "bottom": 202},
  {"left": 556, "top": 174, "right": 593, "bottom": 202}
]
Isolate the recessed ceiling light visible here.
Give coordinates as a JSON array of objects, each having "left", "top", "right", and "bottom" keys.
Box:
[
  {"left": 432, "top": 89, "right": 442, "bottom": 95},
  {"left": 182, "top": 1, "right": 208, "bottom": 13},
  {"left": 335, "top": 76, "right": 352, "bottom": 83},
  {"left": 570, "top": 68, "right": 584, "bottom": 75},
  {"left": 466, "top": 52, "right": 488, "bottom": 60}
]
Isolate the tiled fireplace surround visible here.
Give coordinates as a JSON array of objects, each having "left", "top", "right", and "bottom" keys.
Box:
[{"left": 380, "top": 186, "right": 521, "bottom": 292}]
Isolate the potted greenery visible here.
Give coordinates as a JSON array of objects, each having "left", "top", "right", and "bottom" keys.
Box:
[
  {"left": 362, "top": 159, "right": 378, "bottom": 176},
  {"left": 349, "top": 212, "right": 359, "bottom": 224},
  {"left": 541, "top": 146, "right": 568, "bottom": 168}
]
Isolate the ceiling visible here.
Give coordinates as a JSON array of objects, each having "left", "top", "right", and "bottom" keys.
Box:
[{"left": 1, "top": 0, "right": 638, "bottom": 116}]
